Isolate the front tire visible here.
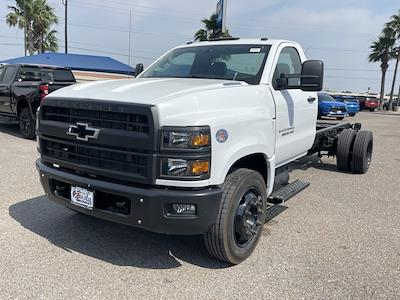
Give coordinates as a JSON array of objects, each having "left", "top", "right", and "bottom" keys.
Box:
[
  {"left": 18, "top": 107, "right": 36, "bottom": 139},
  {"left": 349, "top": 113, "right": 355, "bottom": 117},
  {"left": 337, "top": 117, "right": 345, "bottom": 120},
  {"left": 204, "top": 168, "right": 267, "bottom": 264}
]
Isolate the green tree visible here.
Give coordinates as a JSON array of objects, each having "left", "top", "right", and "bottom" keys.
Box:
[
  {"left": 369, "top": 33, "right": 396, "bottom": 109},
  {"left": 6, "top": 0, "right": 58, "bottom": 55},
  {"left": 6, "top": 0, "right": 33, "bottom": 55},
  {"left": 32, "top": 0, "right": 58, "bottom": 53},
  {"left": 194, "top": 14, "right": 231, "bottom": 41},
  {"left": 385, "top": 11, "right": 400, "bottom": 110}
]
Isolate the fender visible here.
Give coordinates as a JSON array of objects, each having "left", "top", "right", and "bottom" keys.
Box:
[
  {"left": 216, "top": 146, "right": 276, "bottom": 195},
  {"left": 15, "top": 96, "right": 36, "bottom": 120}
]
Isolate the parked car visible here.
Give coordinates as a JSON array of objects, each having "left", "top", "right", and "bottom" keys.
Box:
[
  {"left": 0, "top": 64, "right": 76, "bottom": 138},
  {"left": 331, "top": 95, "right": 360, "bottom": 117},
  {"left": 382, "top": 98, "right": 399, "bottom": 110},
  {"left": 318, "top": 93, "right": 347, "bottom": 120},
  {"left": 36, "top": 39, "right": 373, "bottom": 264},
  {"left": 357, "top": 96, "right": 379, "bottom": 112}
]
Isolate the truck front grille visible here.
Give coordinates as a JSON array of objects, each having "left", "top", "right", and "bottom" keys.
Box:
[
  {"left": 41, "top": 138, "right": 149, "bottom": 178},
  {"left": 331, "top": 106, "right": 346, "bottom": 112},
  {"left": 39, "top": 98, "right": 157, "bottom": 184},
  {"left": 42, "top": 106, "right": 149, "bottom": 133}
]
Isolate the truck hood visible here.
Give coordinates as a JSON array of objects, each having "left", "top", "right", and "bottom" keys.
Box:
[{"left": 48, "top": 78, "right": 247, "bottom": 105}]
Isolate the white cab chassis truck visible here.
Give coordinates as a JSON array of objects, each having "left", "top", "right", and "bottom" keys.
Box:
[{"left": 36, "top": 38, "right": 373, "bottom": 264}]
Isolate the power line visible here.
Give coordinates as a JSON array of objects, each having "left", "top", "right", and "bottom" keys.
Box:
[
  {"left": 67, "top": 46, "right": 156, "bottom": 60},
  {"left": 326, "top": 67, "right": 394, "bottom": 73},
  {"left": 65, "top": 21, "right": 192, "bottom": 40}
]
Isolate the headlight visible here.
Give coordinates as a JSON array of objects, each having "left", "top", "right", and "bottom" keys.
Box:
[
  {"left": 161, "top": 127, "right": 210, "bottom": 150},
  {"left": 159, "top": 126, "right": 211, "bottom": 179},
  {"left": 161, "top": 158, "right": 210, "bottom": 177}
]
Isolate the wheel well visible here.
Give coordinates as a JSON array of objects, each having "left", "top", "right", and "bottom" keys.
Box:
[
  {"left": 16, "top": 99, "right": 30, "bottom": 118},
  {"left": 228, "top": 153, "right": 268, "bottom": 185}
]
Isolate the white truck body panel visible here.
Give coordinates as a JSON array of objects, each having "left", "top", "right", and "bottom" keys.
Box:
[{"left": 48, "top": 39, "right": 317, "bottom": 192}]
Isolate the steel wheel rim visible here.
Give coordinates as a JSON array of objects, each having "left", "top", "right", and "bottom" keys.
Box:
[{"left": 233, "top": 188, "right": 263, "bottom": 248}]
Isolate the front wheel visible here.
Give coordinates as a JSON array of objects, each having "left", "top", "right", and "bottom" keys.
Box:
[
  {"left": 349, "top": 113, "right": 355, "bottom": 117},
  {"left": 337, "top": 117, "right": 345, "bottom": 120},
  {"left": 204, "top": 168, "right": 267, "bottom": 264},
  {"left": 18, "top": 107, "right": 36, "bottom": 139}
]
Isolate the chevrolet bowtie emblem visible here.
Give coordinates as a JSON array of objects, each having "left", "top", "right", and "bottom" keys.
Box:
[{"left": 67, "top": 123, "right": 100, "bottom": 141}]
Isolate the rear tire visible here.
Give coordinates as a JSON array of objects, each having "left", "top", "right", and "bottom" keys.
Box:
[
  {"left": 349, "top": 113, "right": 355, "bottom": 117},
  {"left": 369, "top": 108, "right": 375, "bottom": 112},
  {"left": 204, "top": 168, "right": 267, "bottom": 265},
  {"left": 18, "top": 107, "right": 36, "bottom": 139},
  {"left": 337, "top": 129, "right": 356, "bottom": 171},
  {"left": 352, "top": 131, "right": 373, "bottom": 174}
]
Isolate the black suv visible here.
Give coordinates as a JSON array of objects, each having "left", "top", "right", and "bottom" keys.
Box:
[{"left": 0, "top": 64, "right": 76, "bottom": 138}]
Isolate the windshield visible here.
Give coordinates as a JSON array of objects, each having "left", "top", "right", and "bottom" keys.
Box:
[
  {"left": 140, "top": 44, "right": 271, "bottom": 85},
  {"left": 318, "top": 93, "right": 335, "bottom": 102}
]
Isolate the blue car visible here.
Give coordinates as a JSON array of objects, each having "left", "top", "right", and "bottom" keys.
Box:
[
  {"left": 331, "top": 95, "right": 360, "bottom": 117},
  {"left": 317, "top": 93, "right": 347, "bottom": 120}
]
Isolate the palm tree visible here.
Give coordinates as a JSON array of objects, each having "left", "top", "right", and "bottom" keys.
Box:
[
  {"left": 194, "top": 14, "right": 231, "bottom": 41},
  {"left": 385, "top": 11, "right": 400, "bottom": 110},
  {"left": 41, "top": 29, "right": 58, "bottom": 53},
  {"left": 6, "top": 0, "right": 58, "bottom": 55},
  {"left": 32, "top": 0, "right": 58, "bottom": 53},
  {"left": 369, "top": 33, "right": 396, "bottom": 109},
  {"left": 6, "top": 0, "right": 33, "bottom": 55}
]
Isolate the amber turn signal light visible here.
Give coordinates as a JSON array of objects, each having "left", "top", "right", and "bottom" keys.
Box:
[
  {"left": 191, "top": 161, "right": 210, "bottom": 175},
  {"left": 191, "top": 134, "right": 210, "bottom": 147}
]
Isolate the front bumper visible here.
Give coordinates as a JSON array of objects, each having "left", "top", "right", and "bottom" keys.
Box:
[
  {"left": 365, "top": 102, "right": 379, "bottom": 109},
  {"left": 322, "top": 112, "right": 348, "bottom": 117},
  {"left": 36, "top": 159, "right": 222, "bottom": 235},
  {"left": 346, "top": 106, "right": 359, "bottom": 114}
]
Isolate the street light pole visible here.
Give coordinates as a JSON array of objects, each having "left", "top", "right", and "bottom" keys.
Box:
[{"left": 62, "top": 0, "right": 68, "bottom": 53}]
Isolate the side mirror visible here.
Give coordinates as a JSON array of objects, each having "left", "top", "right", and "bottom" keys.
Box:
[
  {"left": 135, "top": 63, "right": 144, "bottom": 77},
  {"left": 301, "top": 60, "right": 324, "bottom": 92},
  {"left": 276, "top": 74, "right": 288, "bottom": 89}
]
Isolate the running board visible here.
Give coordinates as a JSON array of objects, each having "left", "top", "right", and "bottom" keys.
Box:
[{"left": 268, "top": 179, "right": 310, "bottom": 204}]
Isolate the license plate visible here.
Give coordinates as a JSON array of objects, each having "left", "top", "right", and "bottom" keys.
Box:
[
  {"left": 337, "top": 110, "right": 342, "bottom": 113},
  {"left": 71, "top": 186, "right": 94, "bottom": 210}
]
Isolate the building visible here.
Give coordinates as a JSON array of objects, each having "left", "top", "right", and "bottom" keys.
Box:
[{"left": 0, "top": 53, "right": 135, "bottom": 82}]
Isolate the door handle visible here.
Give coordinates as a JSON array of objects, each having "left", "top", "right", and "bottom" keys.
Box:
[{"left": 308, "top": 97, "right": 316, "bottom": 102}]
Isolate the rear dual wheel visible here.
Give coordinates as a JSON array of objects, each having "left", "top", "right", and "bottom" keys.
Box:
[
  {"left": 204, "top": 168, "right": 267, "bottom": 265},
  {"left": 336, "top": 129, "right": 373, "bottom": 174}
]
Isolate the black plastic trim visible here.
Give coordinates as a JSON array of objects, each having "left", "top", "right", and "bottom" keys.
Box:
[{"left": 37, "top": 159, "right": 222, "bottom": 235}]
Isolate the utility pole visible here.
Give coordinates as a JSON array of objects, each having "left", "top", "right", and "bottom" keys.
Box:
[
  {"left": 388, "top": 47, "right": 400, "bottom": 111},
  {"left": 62, "top": 0, "right": 68, "bottom": 53}
]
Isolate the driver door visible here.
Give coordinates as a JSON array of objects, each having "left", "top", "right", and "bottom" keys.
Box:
[{"left": 269, "top": 45, "right": 317, "bottom": 166}]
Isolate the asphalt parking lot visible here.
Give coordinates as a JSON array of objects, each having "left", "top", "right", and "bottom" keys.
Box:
[{"left": 0, "top": 112, "right": 399, "bottom": 299}]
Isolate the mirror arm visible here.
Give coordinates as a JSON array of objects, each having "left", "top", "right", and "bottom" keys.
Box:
[{"left": 286, "top": 74, "right": 319, "bottom": 79}]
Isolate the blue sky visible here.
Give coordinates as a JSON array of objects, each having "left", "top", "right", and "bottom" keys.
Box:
[{"left": 0, "top": 0, "right": 399, "bottom": 93}]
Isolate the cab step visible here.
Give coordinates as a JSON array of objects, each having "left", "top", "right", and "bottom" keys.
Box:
[{"left": 268, "top": 179, "right": 310, "bottom": 204}]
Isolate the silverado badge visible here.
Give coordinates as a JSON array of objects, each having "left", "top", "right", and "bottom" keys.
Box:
[{"left": 67, "top": 123, "right": 100, "bottom": 141}]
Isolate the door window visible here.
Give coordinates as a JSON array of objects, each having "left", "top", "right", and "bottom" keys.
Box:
[
  {"left": 0, "top": 67, "right": 5, "bottom": 82},
  {"left": 2, "top": 67, "right": 16, "bottom": 83},
  {"left": 272, "top": 47, "right": 302, "bottom": 89}
]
